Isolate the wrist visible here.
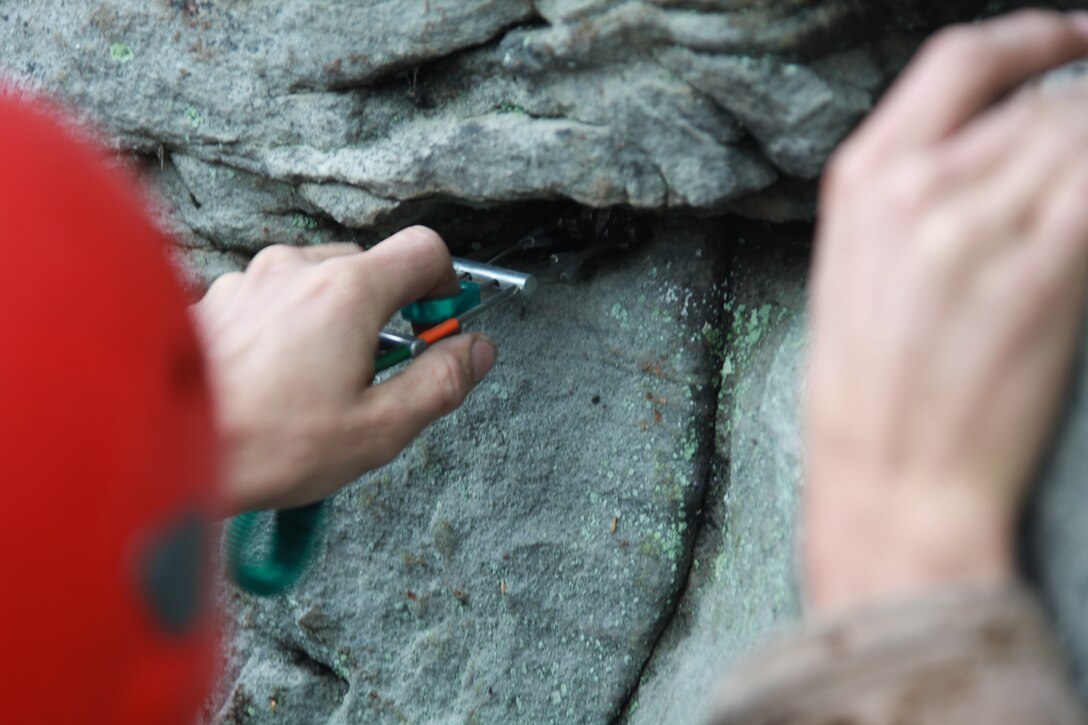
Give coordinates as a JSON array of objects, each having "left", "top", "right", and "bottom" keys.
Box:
[{"left": 804, "top": 466, "right": 1017, "bottom": 617}]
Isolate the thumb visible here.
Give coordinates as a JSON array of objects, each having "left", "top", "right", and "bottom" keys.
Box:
[{"left": 356, "top": 333, "right": 497, "bottom": 465}]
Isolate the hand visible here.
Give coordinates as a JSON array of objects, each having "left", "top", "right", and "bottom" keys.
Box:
[
  {"left": 192, "top": 226, "right": 497, "bottom": 515},
  {"left": 805, "top": 10, "right": 1088, "bottom": 615}
]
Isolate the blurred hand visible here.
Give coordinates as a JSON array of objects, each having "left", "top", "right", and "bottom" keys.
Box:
[
  {"left": 192, "top": 226, "right": 496, "bottom": 515},
  {"left": 805, "top": 10, "right": 1088, "bottom": 615}
]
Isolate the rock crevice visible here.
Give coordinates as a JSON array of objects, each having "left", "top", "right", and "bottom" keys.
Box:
[
  {"left": 11, "top": 3, "right": 1087, "bottom": 723},
  {"left": 1, "top": 0, "right": 999, "bottom": 279}
]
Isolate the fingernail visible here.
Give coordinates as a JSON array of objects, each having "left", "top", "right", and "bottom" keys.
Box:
[{"left": 471, "top": 335, "right": 497, "bottom": 384}]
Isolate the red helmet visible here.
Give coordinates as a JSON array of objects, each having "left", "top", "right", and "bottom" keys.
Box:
[{"left": 0, "top": 94, "right": 219, "bottom": 723}]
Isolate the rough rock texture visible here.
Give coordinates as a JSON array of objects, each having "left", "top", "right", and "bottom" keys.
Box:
[
  {"left": 612, "top": 230, "right": 1088, "bottom": 724},
  {"left": 0, "top": 0, "right": 999, "bottom": 270},
  {"left": 1028, "top": 330, "right": 1088, "bottom": 699},
  {"left": 10, "top": 1, "right": 1088, "bottom": 722},
  {"left": 210, "top": 220, "right": 726, "bottom": 724},
  {"left": 623, "top": 235, "right": 809, "bottom": 725},
  {"left": 613, "top": 228, "right": 1088, "bottom": 724}
]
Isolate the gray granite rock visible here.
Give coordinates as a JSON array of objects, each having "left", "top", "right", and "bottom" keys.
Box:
[
  {"left": 623, "top": 233, "right": 810, "bottom": 724},
  {"left": 209, "top": 219, "right": 725, "bottom": 724},
  {"left": 1028, "top": 328, "right": 1088, "bottom": 701},
  {"left": 616, "top": 231, "right": 1088, "bottom": 721},
  {"left": 0, "top": 0, "right": 999, "bottom": 256},
  {"left": 659, "top": 49, "right": 875, "bottom": 179}
]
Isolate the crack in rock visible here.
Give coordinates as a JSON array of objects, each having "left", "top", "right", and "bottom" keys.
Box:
[
  {"left": 0, "top": 0, "right": 1004, "bottom": 254},
  {"left": 611, "top": 238, "right": 729, "bottom": 723},
  {"left": 208, "top": 217, "right": 729, "bottom": 724}
]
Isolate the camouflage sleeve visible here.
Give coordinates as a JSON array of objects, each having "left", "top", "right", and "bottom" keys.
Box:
[{"left": 708, "top": 585, "right": 1086, "bottom": 725}]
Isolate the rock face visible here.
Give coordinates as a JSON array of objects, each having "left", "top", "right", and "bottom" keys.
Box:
[
  {"left": 614, "top": 230, "right": 1088, "bottom": 724},
  {"left": 623, "top": 236, "right": 809, "bottom": 724},
  {"left": 0, "top": 0, "right": 992, "bottom": 272},
  {"left": 202, "top": 218, "right": 1088, "bottom": 724},
  {"left": 203, "top": 217, "right": 1088, "bottom": 724},
  {"left": 1028, "top": 330, "right": 1088, "bottom": 698},
  {"left": 211, "top": 220, "right": 727, "bottom": 724},
  {"left": 11, "top": 1, "right": 1088, "bottom": 723}
]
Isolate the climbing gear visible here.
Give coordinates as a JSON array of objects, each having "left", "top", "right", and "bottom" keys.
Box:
[
  {"left": 402, "top": 279, "right": 482, "bottom": 327},
  {"left": 225, "top": 500, "right": 324, "bottom": 596},
  {"left": 377, "top": 258, "right": 538, "bottom": 367},
  {"left": 225, "top": 258, "right": 536, "bottom": 596},
  {"left": 466, "top": 206, "right": 649, "bottom": 281}
]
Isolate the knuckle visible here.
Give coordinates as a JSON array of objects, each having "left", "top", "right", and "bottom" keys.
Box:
[
  {"left": 390, "top": 225, "right": 455, "bottom": 291},
  {"left": 299, "top": 261, "right": 365, "bottom": 309},
  {"left": 335, "top": 241, "right": 364, "bottom": 254},
  {"left": 822, "top": 145, "right": 868, "bottom": 197},
  {"left": 1005, "top": 89, "right": 1048, "bottom": 127},
  {"left": 925, "top": 25, "right": 979, "bottom": 63},
  {"left": 915, "top": 209, "right": 978, "bottom": 277},
  {"left": 926, "top": 10, "right": 1068, "bottom": 65},
  {"left": 207, "top": 270, "right": 242, "bottom": 294},
  {"left": 355, "top": 398, "right": 408, "bottom": 467},
  {"left": 317, "top": 258, "right": 357, "bottom": 289},
  {"left": 401, "top": 225, "right": 446, "bottom": 251},
  {"left": 249, "top": 244, "right": 302, "bottom": 274},
  {"left": 429, "top": 353, "right": 469, "bottom": 416},
  {"left": 825, "top": 152, "right": 934, "bottom": 220},
  {"left": 332, "top": 260, "right": 378, "bottom": 304},
  {"left": 400, "top": 225, "right": 450, "bottom": 264},
  {"left": 881, "top": 159, "right": 937, "bottom": 216},
  {"left": 196, "top": 271, "right": 243, "bottom": 311},
  {"left": 334, "top": 242, "right": 365, "bottom": 257}
]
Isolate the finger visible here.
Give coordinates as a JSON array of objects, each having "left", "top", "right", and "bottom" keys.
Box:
[
  {"left": 352, "top": 333, "right": 497, "bottom": 467},
  {"left": 938, "top": 80, "right": 1088, "bottom": 182},
  {"left": 300, "top": 242, "right": 363, "bottom": 262},
  {"left": 932, "top": 89, "right": 1041, "bottom": 183},
  {"left": 196, "top": 270, "right": 243, "bottom": 309},
  {"left": 927, "top": 120, "right": 1075, "bottom": 269},
  {"left": 976, "top": 158, "right": 1088, "bottom": 340},
  {"left": 246, "top": 244, "right": 308, "bottom": 276},
  {"left": 350, "top": 226, "right": 461, "bottom": 325},
  {"left": 1022, "top": 159, "right": 1088, "bottom": 294},
  {"left": 976, "top": 119, "right": 1083, "bottom": 235},
  {"left": 857, "top": 10, "right": 1088, "bottom": 155}
]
